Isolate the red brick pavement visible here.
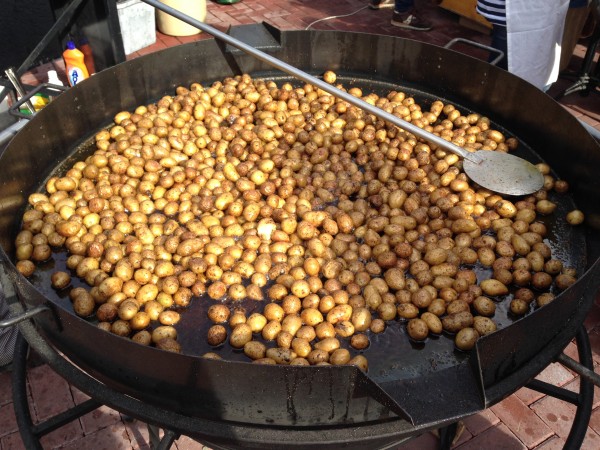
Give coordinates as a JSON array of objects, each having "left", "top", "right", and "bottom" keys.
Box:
[{"left": 7, "top": 1, "right": 600, "bottom": 449}]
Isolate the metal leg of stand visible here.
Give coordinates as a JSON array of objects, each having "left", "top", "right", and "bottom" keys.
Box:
[
  {"left": 12, "top": 333, "right": 103, "bottom": 449},
  {"left": 13, "top": 331, "right": 180, "bottom": 450},
  {"left": 525, "top": 326, "right": 594, "bottom": 450},
  {"left": 438, "top": 422, "right": 458, "bottom": 450},
  {"left": 12, "top": 333, "right": 43, "bottom": 450},
  {"left": 148, "top": 424, "right": 160, "bottom": 449},
  {"left": 13, "top": 315, "right": 231, "bottom": 449},
  {"left": 563, "top": 327, "right": 595, "bottom": 450},
  {"left": 558, "top": 352, "right": 600, "bottom": 387},
  {"left": 148, "top": 425, "right": 179, "bottom": 450}
]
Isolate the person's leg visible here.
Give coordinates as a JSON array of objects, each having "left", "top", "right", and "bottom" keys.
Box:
[
  {"left": 394, "top": 0, "right": 414, "bottom": 13},
  {"left": 391, "top": 0, "right": 432, "bottom": 31}
]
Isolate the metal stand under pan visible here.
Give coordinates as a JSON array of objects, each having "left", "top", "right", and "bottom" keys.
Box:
[{"left": 5, "top": 301, "right": 597, "bottom": 450}]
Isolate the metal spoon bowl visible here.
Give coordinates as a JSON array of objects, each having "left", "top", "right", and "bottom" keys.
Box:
[
  {"left": 462, "top": 150, "right": 544, "bottom": 196},
  {"left": 142, "top": 0, "right": 545, "bottom": 196}
]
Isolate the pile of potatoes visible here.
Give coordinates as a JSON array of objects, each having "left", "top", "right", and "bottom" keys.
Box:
[{"left": 14, "top": 71, "right": 581, "bottom": 369}]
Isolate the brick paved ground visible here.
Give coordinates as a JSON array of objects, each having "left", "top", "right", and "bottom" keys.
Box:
[{"left": 6, "top": 0, "right": 600, "bottom": 449}]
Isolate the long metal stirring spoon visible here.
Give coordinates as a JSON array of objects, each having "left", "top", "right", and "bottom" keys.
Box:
[{"left": 142, "top": 0, "right": 544, "bottom": 196}]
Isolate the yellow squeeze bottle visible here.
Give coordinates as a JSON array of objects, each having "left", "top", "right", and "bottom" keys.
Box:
[{"left": 63, "top": 41, "right": 89, "bottom": 86}]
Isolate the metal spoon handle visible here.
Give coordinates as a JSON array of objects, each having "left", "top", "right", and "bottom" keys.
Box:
[
  {"left": 5, "top": 68, "right": 36, "bottom": 115},
  {"left": 142, "top": 0, "right": 471, "bottom": 160}
]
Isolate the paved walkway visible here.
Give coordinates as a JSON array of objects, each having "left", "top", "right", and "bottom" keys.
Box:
[{"left": 5, "top": 1, "right": 600, "bottom": 449}]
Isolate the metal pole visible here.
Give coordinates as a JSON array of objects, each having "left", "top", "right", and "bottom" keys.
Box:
[
  {"left": 16, "top": 0, "right": 87, "bottom": 76},
  {"left": 557, "top": 352, "right": 600, "bottom": 387},
  {"left": 4, "top": 69, "right": 35, "bottom": 115}
]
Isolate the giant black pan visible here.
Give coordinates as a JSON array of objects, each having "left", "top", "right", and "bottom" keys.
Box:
[{"left": 1, "top": 26, "right": 600, "bottom": 449}]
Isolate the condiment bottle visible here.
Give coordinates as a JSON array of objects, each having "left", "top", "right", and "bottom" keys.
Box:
[{"left": 62, "top": 41, "right": 89, "bottom": 86}]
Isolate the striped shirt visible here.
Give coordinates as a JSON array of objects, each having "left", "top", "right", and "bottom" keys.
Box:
[{"left": 476, "top": 0, "right": 506, "bottom": 26}]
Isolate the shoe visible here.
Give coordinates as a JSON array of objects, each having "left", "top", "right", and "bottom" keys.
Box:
[
  {"left": 369, "top": 0, "right": 394, "bottom": 10},
  {"left": 391, "top": 10, "right": 432, "bottom": 31}
]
